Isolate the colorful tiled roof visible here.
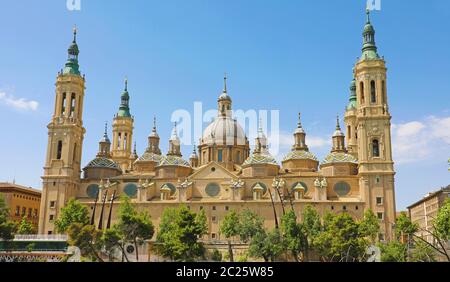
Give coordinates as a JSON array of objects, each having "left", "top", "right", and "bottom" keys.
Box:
[{"left": 321, "top": 152, "right": 358, "bottom": 165}]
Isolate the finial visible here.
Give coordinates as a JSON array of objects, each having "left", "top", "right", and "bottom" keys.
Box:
[
  {"left": 124, "top": 77, "right": 128, "bottom": 91},
  {"left": 152, "top": 115, "right": 157, "bottom": 131},
  {"left": 366, "top": 8, "right": 370, "bottom": 23},
  {"left": 336, "top": 115, "right": 341, "bottom": 130},
  {"left": 133, "top": 142, "right": 137, "bottom": 154},
  {"left": 223, "top": 73, "right": 227, "bottom": 93},
  {"left": 297, "top": 112, "right": 303, "bottom": 128},
  {"left": 104, "top": 122, "right": 108, "bottom": 136},
  {"left": 192, "top": 143, "right": 197, "bottom": 153},
  {"left": 73, "top": 25, "right": 77, "bottom": 43}
]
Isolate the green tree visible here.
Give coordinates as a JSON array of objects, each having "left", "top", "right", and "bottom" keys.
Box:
[
  {"left": 248, "top": 228, "right": 284, "bottom": 262},
  {"left": 301, "top": 205, "right": 322, "bottom": 261},
  {"left": 67, "top": 223, "right": 104, "bottom": 262},
  {"left": 314, "top": 213, "right": 368, "bottom": 262},
  {"left": 219, "top": 210, "right": 240, "bottom": 262},
  {"left": 115, "top": 196, "right": 155, "bottom": 261},
  {"left": 280, "top": 210, "right": 306, "bottom": 262},
  {"left": 379, "top": 240, "right": 407, "bottom": 262},
  {"left": 156, "top": 206, "right": 207, "bottom": 261},
  {"left": 359, "top": 209, "right": 380, "bottom": 244},
  {"left": 238, "top": 209, "right": 264, "bottom": 243},
  {"left": 54, "top": 199, "right": 90, "bottom": 233},
  {"left": 395, "top": 212, "right": 418, "bottom": 239},
  {"left": 410, "top": 240, "right": 436, "bottom": 262},
  {"left": 17, "top": 217, "right": 35, "bottom": 235},
  {"left": 0, "top": 194, "right": 16, "bottom": 242},
  {"left": 210, "top": 249, "right": 222, "bottom": 262},
  {"left": 101, "top": 228, "right": 123, "bottom": 262}
]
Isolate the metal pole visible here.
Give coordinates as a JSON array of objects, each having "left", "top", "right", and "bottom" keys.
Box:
[
  {"left": 98, "top": 191, "right": 108, "bottom": 230},
  {"left": 90, "top": 189, "right": 99, "bottom": 225},
  {"left": 106, "top": 190, "right": 117, "bottom": 229},
  {"left": 268, "top": 187, "right": 279, "bottom": 229}
]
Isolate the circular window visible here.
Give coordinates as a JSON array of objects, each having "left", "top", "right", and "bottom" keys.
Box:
[
  {"left": 291, "top": 182, "right": 308, "bottom": 193},
  {"left": 161, "top": 183, "right": 176, "bottom": 195},
  {"left": 126, "top": 245, "right": 135, "bottom": 254},
  {"left": 211, "top": 167, "right": 216, "bottom": 172},
  {"left": 124, "top": 183, "right": 138, "bottom": 198},
  {"left": 252, "top": 182, "right": 267, "bottom": 194},
  {"left": 86, "top": 184, "right": 99, "bottom": 199},
  {"left": 205, "top": 183, "right": 221, "bottom": 197},
  {"left": 334, "top": 182, "right": 351, "bottom": 196}
]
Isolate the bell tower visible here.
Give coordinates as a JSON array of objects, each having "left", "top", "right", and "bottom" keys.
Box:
[
  {"left": 354, "top": 10, "right": 396, "bottom": 241},
  {"left": 111, "top": 79, "right": 134, "bottom": 172},
  {"left": 39, "top": 27, "right": 86, "bottom": 234}
]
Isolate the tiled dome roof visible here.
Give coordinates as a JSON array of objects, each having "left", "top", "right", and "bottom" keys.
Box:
[
  {"left": 84, "top": 157, "right": 121, "bottom": 171},
  {"left": 157, "top": 155, "right": 190, "bottom": 167},
  {"left": 243, "top": 152, "right": 278, "bottom": 166},
  {"left": 321, "top": 152, "right": 358, "bottom": 165},
  {"left": 136, "top": 151, "right": 162, "bottom": 163},
  {"left": 282, "top": 150, "right": 318, "bottom": 162}
]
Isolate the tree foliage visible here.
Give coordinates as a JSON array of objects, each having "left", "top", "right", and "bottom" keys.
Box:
[
  {"left": 54, "top": 198, "right": 90, "bottom": 233},
  {"left": 156, "top": 206, "right": 207, "bottom": 261},
  {"left": 248, "top": 228, "right": 284, "bottom": 262},
  {"left": 17, "top": 217, "right": 35, "bottom": 235},
  {"left": 280, "top": 210, "right": 306, "bottom": 262},
  {"left": 0, "top": 194, "right": 16, "bottom": 241},
  {"left": 219, "top": 210, "right": 240, "bottom": 262}
]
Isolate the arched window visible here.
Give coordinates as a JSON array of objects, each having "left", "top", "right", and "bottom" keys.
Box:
[
  {"left": 61, "top": 93, "right": 66, "bottom": 115},
  {"left": 382, "top": 80, "right": 386, "bottom": 104},
  {"left": 56, "top": 140, "right": 63, "bottom": 160},
  {"left": 236, "top": 151, "right": 241, "bottom": 163},
  {"left": 371, "top": 81, "right": 376, "bottom": 103},
  {"left": 70, "top": 93, "right": 76, "bottom": 118},
  {"left": 347, "top": 126, "right": 351, "bottom": 141},
  {"left": 372, "top": 139, "right": 380, "bottom": 157},
  {"left": 360, "top": 82, "right": 365, "bottom": 104},
  {"left": 73, "top": 143, "right": 77, "bottom": 162}
]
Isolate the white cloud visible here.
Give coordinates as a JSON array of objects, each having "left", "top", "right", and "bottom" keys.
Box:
[
  {"left": 392, "top": 116, "right": 450, "bottom": 164},
  {"left": 0, "top": 92, "right": 39, "bottom": 111}
]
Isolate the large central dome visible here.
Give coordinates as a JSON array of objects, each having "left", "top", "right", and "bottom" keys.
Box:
[
  {"left": 197, "top": 75, "right": 250, "bottom": 169},
  {"left": 201, "top": 116, "right": 246, "bottom": 146}
]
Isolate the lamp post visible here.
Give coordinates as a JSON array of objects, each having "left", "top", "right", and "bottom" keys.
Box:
[
  {"left": 137, "top": 178, "right": 153, "bottom": 201},
  {"left": 272, "top": 177, "right": 286, "bottom": 216},
  {"left": 98, "top": 179, "right": 118, "bottom": 230}
]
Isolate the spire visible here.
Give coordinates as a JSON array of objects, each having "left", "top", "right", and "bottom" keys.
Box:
[
  {"left": 97, "top": 122, "right": 111, "bottom": 157},
  {"left": 150, "top": 115, "right": 159, "bottom": 137},
  {"left": 295, "top": 112, "right": 305, "bottom": 134},
  {"left": 63, "top": 26, "right": 81, "bottom": 75},
  {"left": 347, "top": 79, "right": 357, "bottom": 110},
  {"left": 331, "top": 115, "right": 346, "bottom": 152},
  {"left": 293, "top": 112, "right": 308, "bottom": 151},
  {"left": 168, "top": 122, "right": 182, "bottom": 156},
  {"left": 223, "top": 73, "right": 227, "bottom": 93},
  {"left": 361, "top": 9, "right": 379, "bottom": 60},
  {"left": 117, "top": 78, "right": 131, "bottom": 117},
  {"left": 100, "top": 122, "right": 111, "bottom": 143}
]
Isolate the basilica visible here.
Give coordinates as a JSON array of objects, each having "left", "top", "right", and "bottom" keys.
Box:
[{"left": 39, "top": 10, "right": 396, "bottom": 244}]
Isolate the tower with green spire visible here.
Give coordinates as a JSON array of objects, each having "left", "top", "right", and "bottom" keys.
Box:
[
  {"left": 63, "top": 27, "right": 81, "bottom": 75},
  {"left": 353, "top": 9, "right": 396, "bottom": 241},
  {"left": 111, "top": 79, "right": 134, "bottom": 172},
  {"left": 361, "top": 9, "right": 380, "bottom": 61},
  {"left": 40, "top": 27, "right": 86, "bottom": 234}
]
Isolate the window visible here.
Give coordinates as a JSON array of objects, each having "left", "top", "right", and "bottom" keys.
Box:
[
  {"left": 331, "top": 206, "right": 334, "bottom": 210},
  {"left": 333, "top": 182, "right": 351, "bottom": 197},
  {"left": 355, "top": 206, "right": 359, "bottom": 210},
  {"left": 376, "top": 176, "right": 381, "bottom": 184},
  {"left": 124, "top": 183, "right": 138, "bottom": 198},
  {"left": 50, "top": 201, "right": 56, "bottom": 208},
  {"left": 34, "top": 209, "right": 38, "bottom": 217},
  {"left": 22, "top": 207, "right": 26, "bottom": 216},
  {"left": 225, "top": 206, "right": 229, "bottom": 211},
  {"left": 212, "top": 216, "right": 217, "bottom": 223},
  {"left": 70, "top": 93, "right": 76, "bottom": 117},
  {"left": 15, "top": 206, "right": 20, "bottom": 216},
  {"left": 56, "top": 141, "right": 63, "bottom": 160},
  {"left": 360, "top": 81, "right": 365, "bottom": 104},
  {"left": 218, "top": 149, "right": 223, "bottom": 162},
  {"left": 236, "top": 151, "right": 241, "bottom": 163},
  {"left": 347, "top": 126, "right": 351, "bottom": 141},
  {"left": 377, "top": 212, "right": 384, "bottom": 220},
  {"left": 211, "top": 233, "right": 216, "bottom": 239},
  {"left": 376, "top": 197, "right": 383, "bottom": 205},
  {"left": 343, "top": 206, "right": 347, "bottom": 211},
  {"left": 117, "top": 133, "right": 122, "bottom": 149},
  {"left": 372, "top": 139, "right": 380, "bottom": 157},
  {"left": 370, "top": 80, "right": 376, "bottom": 103},
  {"left": 28, "top": 208, "right": 32, "bottom": 217},
  {"left": 212, "top": 206, "right": 216, "bottom": 211},
  {"left": 49, "top": 214, "right": 55, "bottom": 222},
  {"left": 205, "top": 183, "right": 221, "bottom": 197},
  {"left": 382, "top": 80, "right": 386, "bottom": 104},
  {"left": 48, "top": 231, "right": 53, "bottom": 235},
  {"left": 73, "top": 143, "right": 77, "bottom": 162},
  {"left": 61, "top": 93, "right": 66, "bottom": 115}
]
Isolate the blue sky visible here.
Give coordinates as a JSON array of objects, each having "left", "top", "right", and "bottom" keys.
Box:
[{"left": 0, "top": 0, "right": 449, "bottom": 210}]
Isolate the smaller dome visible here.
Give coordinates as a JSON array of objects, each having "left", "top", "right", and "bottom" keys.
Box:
[
  {"left": 282, "top": 150, "right": 318, "bottom": 162},
  {"left": 333, "top": 128, "right": 345, "bottom": 137},
  {"left": 363, "top": 23, "right": 375, "bottom": 33},
  {"left": 321, "top": 152, "right": 358, "bottom": 165},
  {"left": 84, "top": 157, "right": 121, "bottom": 171},
  {"left": 136, "top": 151, "right": 162, "bottom": 163},
  {"left": 158, "top": 155, "right": 190, "bottom": 167},
  {"left": 218, "top": 92, "right": 232, "bottom": 102}
]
